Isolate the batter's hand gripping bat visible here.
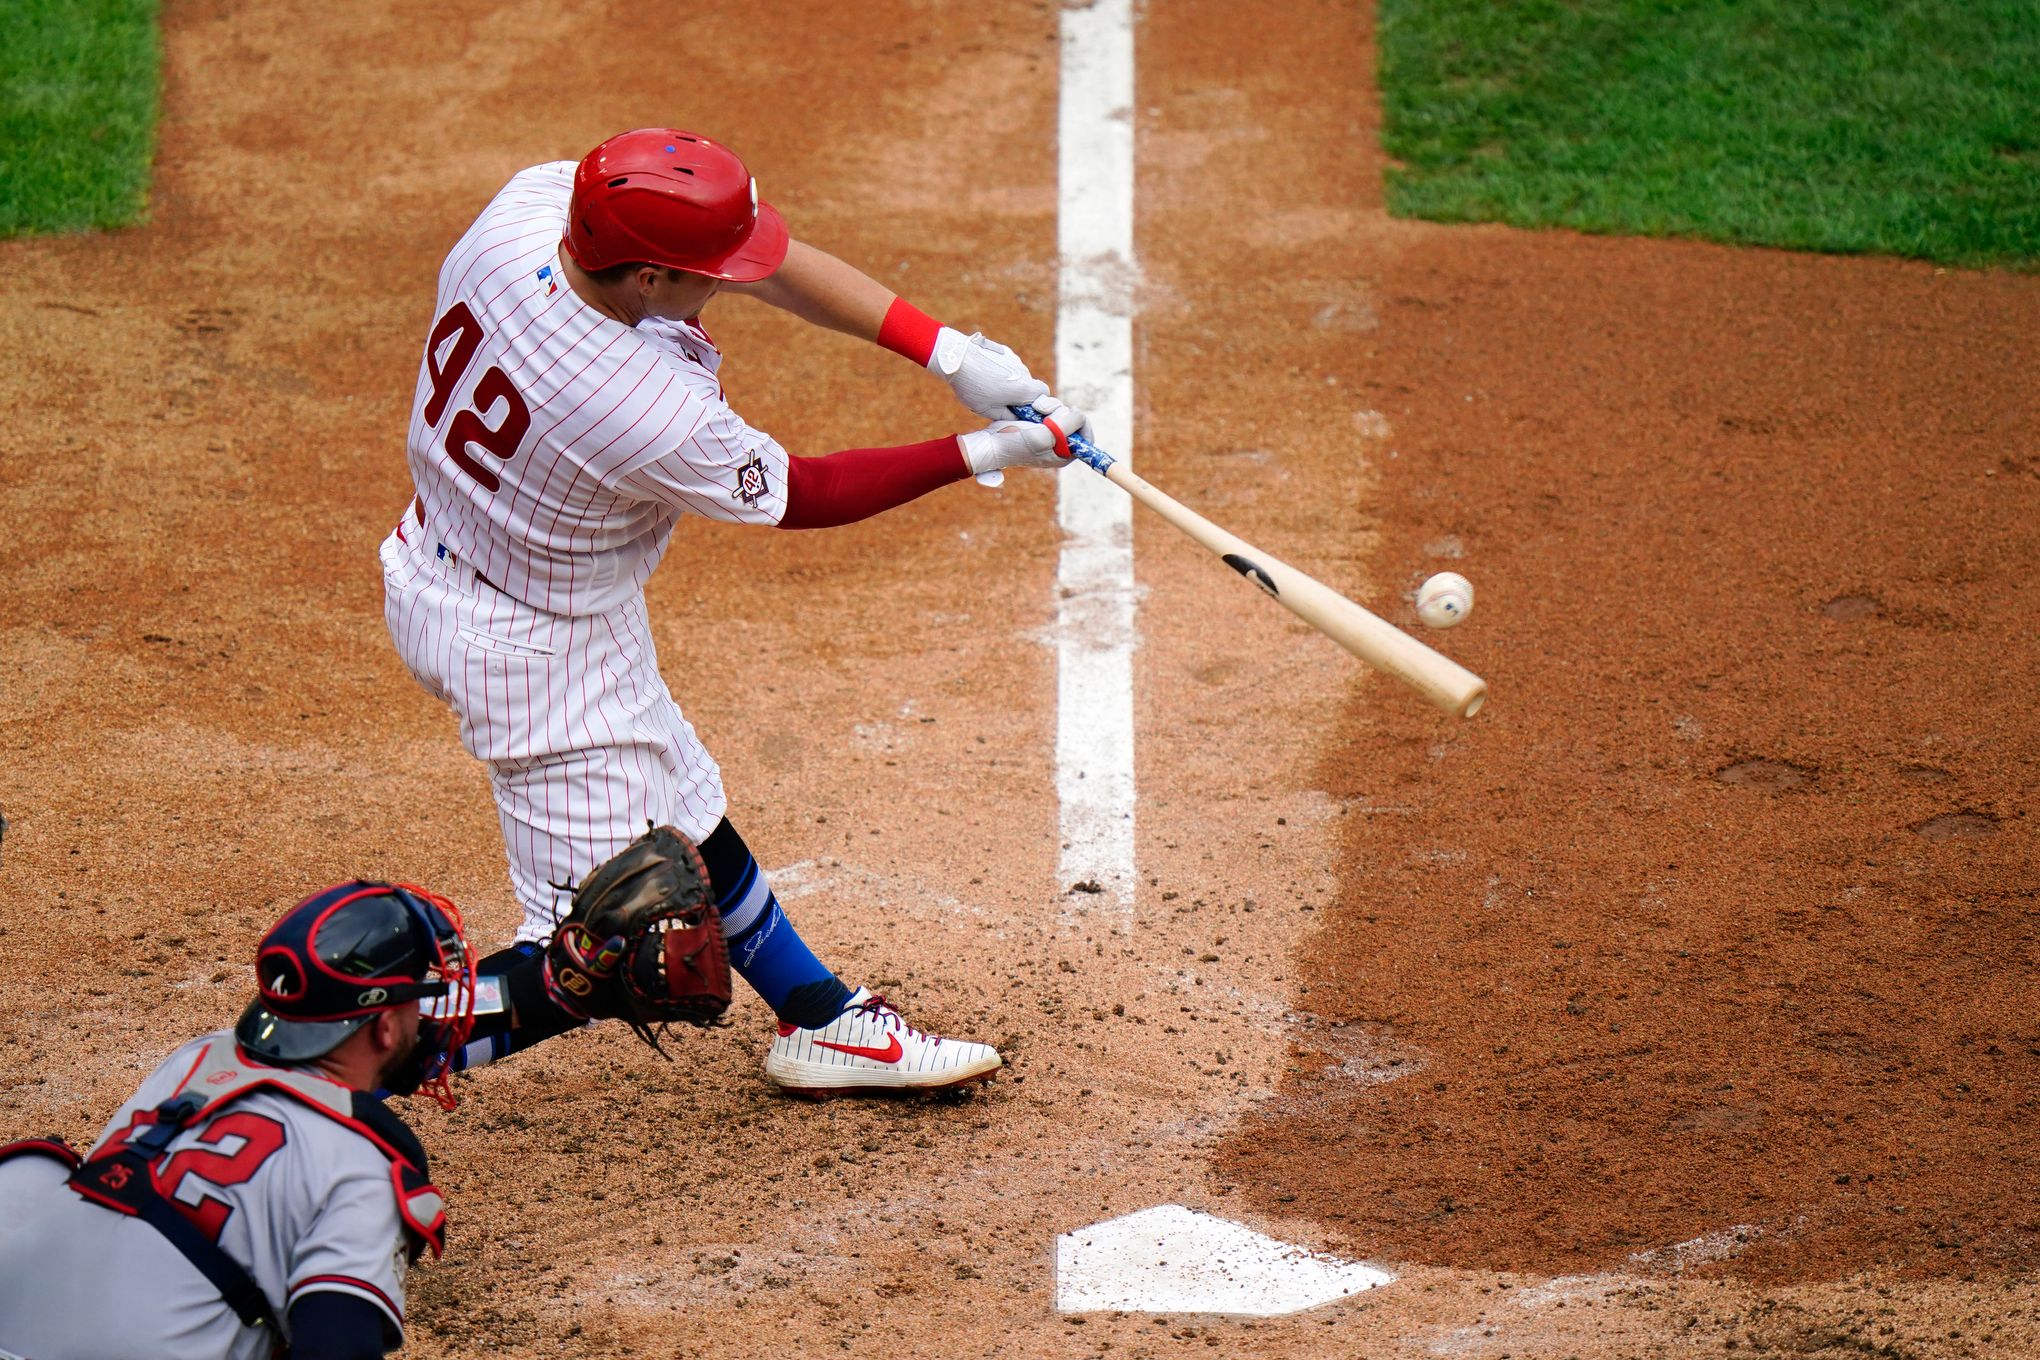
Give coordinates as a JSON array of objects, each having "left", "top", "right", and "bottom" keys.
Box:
[{"left": 1014, "top": 406, "right": 1488, "bottom": 718}]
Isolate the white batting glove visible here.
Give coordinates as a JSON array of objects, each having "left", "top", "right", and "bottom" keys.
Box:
[
  {"left": 930, "top": 328, "right": 1050, "bottom": 421},
  {"left": 957, "top": 396, "right": 1090, "bottom": 486}
]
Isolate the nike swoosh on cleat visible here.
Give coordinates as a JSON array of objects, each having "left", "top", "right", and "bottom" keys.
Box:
[{"left": 813, "top": 1035, "right": 904, "bottom": 1064}]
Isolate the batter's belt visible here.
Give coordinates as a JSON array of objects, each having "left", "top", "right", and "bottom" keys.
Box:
[{"left": 395, "top": 496, "right": 517, "bottom": 601}]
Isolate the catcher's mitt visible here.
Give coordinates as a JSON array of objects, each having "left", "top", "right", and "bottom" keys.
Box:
[{"left": 542, "top": 825, "right": 729, "bottom": 1051}]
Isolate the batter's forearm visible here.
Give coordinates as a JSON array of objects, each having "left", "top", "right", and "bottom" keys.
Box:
[
  {"left": 724, "top": 239, "right": 896, "bottom": 341},
  {"left": 779, "top": 437, "right": 970, "bottom": 529}
]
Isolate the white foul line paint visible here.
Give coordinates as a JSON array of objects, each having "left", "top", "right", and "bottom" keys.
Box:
[{"left": 1055, "top": 0, "right": 1137, "bottom": 912}]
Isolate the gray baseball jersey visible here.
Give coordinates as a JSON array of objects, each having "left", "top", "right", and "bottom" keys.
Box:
[{"left": 0, "top": 1033, "right": 419, "bottom": 1360}]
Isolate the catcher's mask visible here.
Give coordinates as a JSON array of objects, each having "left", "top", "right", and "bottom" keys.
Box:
[
  {"left": 563, "top": 128, "right": 788, "bottom": 281},
  {"left": 235, "top": 882, "right": 477, "bottom": 1110}
]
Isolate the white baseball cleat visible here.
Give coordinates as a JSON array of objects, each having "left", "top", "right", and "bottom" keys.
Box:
[{"left": 763, "top": 988, "right": 1002, "bottom": 1098}]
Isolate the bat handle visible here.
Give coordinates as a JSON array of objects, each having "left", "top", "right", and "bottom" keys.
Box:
[{"left": 1009, "top": 404, "right": 1116, "bottom": 475}]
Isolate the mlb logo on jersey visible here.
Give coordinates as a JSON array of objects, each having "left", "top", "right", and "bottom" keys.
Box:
[
  {"left": 734, "top": 452, "right": 769, "bottom": 507},
  {"left": 536, "top": 264, "right": 559, "bottom": 296}
]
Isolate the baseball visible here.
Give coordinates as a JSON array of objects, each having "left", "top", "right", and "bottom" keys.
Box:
[{"left": 1415, "top": 572, "right": 1474, "bottom": 628}]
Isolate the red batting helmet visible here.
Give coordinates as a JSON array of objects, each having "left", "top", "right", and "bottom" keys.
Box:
[{"left": 564, "top": 128, "right": 789, "bottom": 281}]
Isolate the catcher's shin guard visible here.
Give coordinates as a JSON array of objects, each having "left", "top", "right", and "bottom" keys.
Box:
[{"left": 449, "top": 944, "right": 586, "bottom": 1072}]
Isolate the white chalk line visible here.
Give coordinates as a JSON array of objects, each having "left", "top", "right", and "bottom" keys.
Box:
[{"left": 1055, "top": 0, "right": 1138, "bottom": 916}]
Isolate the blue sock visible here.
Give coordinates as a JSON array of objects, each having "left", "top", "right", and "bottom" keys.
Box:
[{"left": 700, "top": 819, "right": 852, "bottom": 1029}]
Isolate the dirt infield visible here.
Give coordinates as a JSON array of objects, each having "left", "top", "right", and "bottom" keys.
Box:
[{"left": 2, "top": 1, "right": 2035, "bottom": 1357}]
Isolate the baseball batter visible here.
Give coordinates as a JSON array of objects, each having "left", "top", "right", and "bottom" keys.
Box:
[
  {"left": 382, "top": 128, "right": 1087, "bottom": 1094},
  {"left": 0, "top": 882, "right": 474, "bottom": 1360}
]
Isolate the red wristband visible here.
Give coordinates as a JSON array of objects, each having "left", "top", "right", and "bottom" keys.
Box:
[{"left": 875, "top": 297, "right": 944, "bottom": 366}]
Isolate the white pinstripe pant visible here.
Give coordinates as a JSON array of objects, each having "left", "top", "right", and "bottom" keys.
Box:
[{"left": 380, "top": 527, "right": 727, "bottom": 942}]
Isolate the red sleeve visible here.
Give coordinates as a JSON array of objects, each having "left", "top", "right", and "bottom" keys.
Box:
[{"left": 778, "top": 437, "right": 970, "bottom": 530}]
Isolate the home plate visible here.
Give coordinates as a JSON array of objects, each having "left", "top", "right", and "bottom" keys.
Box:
[{"left": 1054, "top": 1204, "right": 1394, "bottom": 1315}]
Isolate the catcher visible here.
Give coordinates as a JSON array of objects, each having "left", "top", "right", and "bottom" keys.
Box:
[
  {"left": 0, "top": 834, "right": 711, "bottom": 1360},
  {"left": 0, "top": 881, "right": 474, "bottom": 1360}
]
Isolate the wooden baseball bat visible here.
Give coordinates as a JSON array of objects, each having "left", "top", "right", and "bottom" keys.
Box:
[{"left": 1016, "top": 407, "right": 1488, "bottom": 718}]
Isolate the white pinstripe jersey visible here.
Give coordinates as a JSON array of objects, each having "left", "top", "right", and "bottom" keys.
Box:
[
  {"left": 407, "top": 161, "right": 790, "bottom": 616},
  {"left": 0, "top": 1035, "right": 410, "bottom": 1360}
]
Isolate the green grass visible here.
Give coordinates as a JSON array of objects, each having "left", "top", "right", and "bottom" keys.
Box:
[
  {"left": 1379, "top": 0, "right": 2040, "bottom": 269},
  {"left": 1, "top": 0, "right": 160, "bottom": 237}
]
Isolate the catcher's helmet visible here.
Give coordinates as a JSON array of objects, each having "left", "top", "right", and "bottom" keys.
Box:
[
  {"left": 235, "top": 883, "right": 476, "bottom": 1101},
  {"left": 563, "top": 128, "right": 788, "bottom": 281}
]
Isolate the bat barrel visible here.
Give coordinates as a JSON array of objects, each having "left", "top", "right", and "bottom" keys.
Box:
[
  {"left": 1342, "top": 615, "right": 1487, "bottom": 717},
  {"left": 1109, "top": 464, "right": 1489, "bottom": 720},
  {"left": 1008, "top": 406, "right": 1487, "bottom": 718}
]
